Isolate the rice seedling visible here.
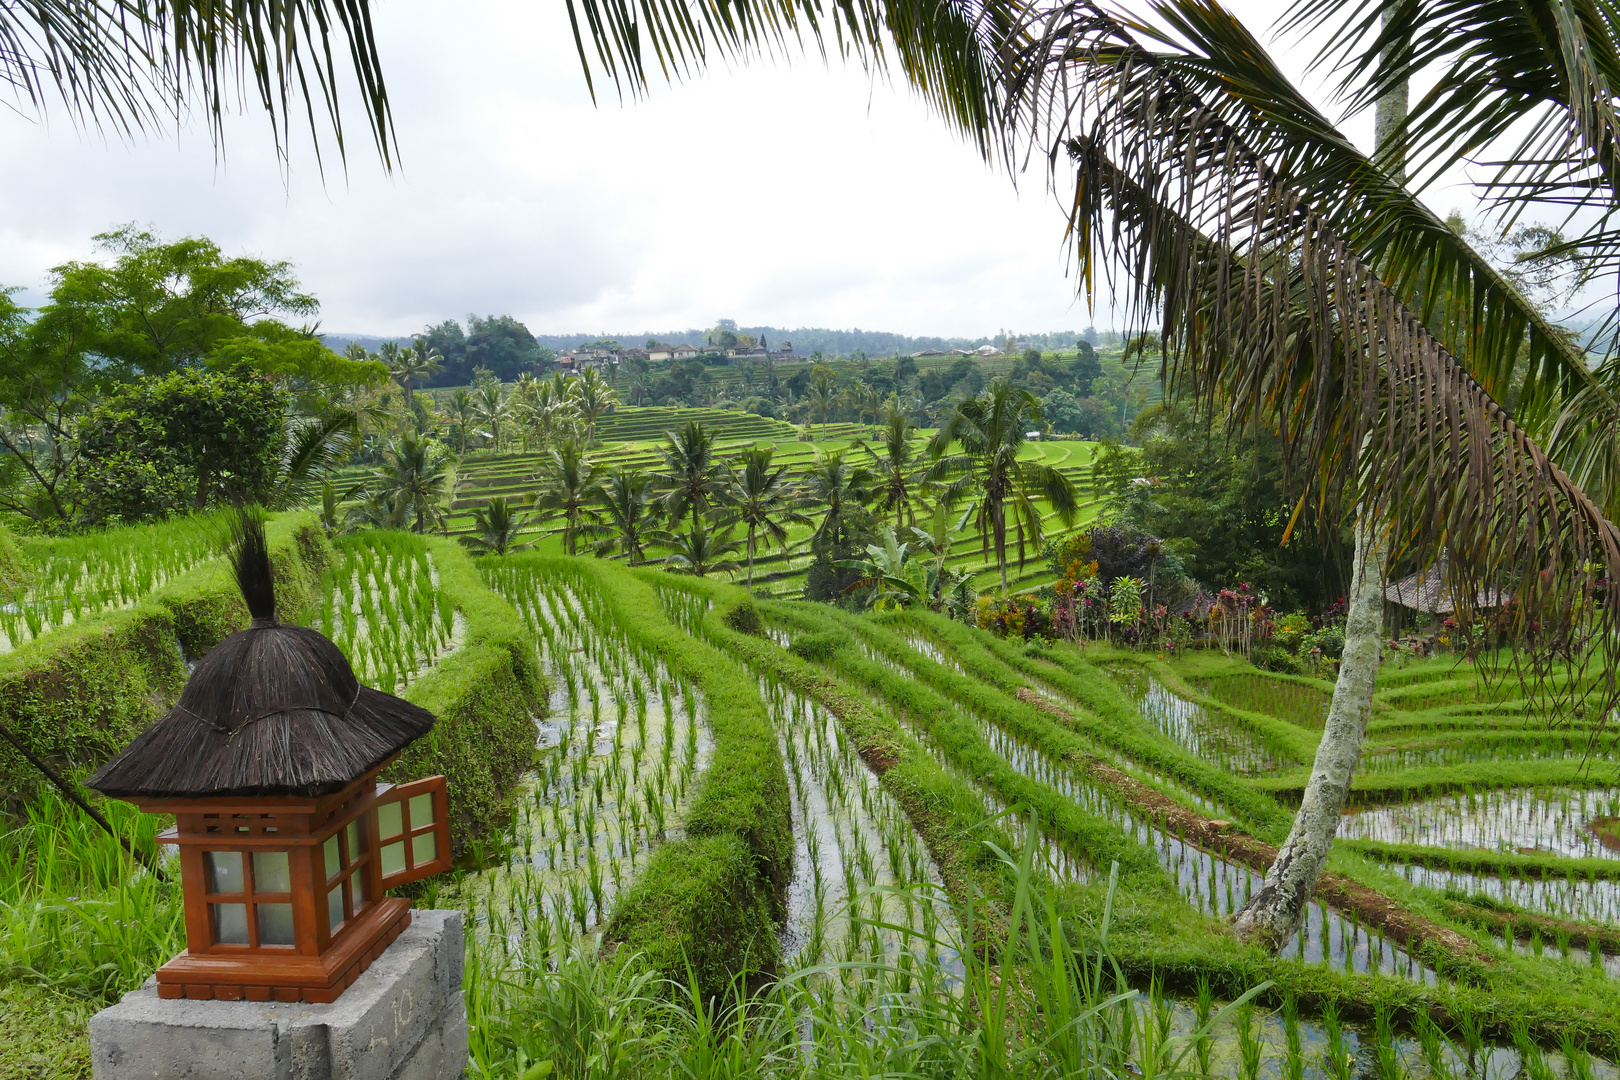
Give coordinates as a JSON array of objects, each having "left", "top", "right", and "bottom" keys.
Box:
[
  {"left": 313, "top": 531, "right": 463, "bottom": 692},
  {"left": 451, "top": 568, "right": 713, "bottom": 966},
  {"left": 0, "top": 511, "right": 227, "bottom": 654}
]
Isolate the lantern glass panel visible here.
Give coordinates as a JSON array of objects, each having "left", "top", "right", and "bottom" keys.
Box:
[
  {"left": 212, "top": 903, "right": 249, "bottom": 944},
  {"left": 324, "top": 835, "right": 341, "bottom": 881},
  {"left": 252, "top": 851, "right": 291, "bottom": 894},
  {"left": 258, "top": 903, "right": 295, "bottom": 946},
  {"left": 327, "top": 884, "right": 345, "bottom": 934},
  {"left": 412, "top": 831, "right": 437, "bottom": 866},
  {"left": 409, "top": 793, "right": 433, "bottom": 828},
  {"left": 380, "top": 842, "right": 406, "bottom": 877},
  {"left": 378, "top": 801, "right": 403, "bottom": 840},
  {"left": 205, "top": 851, "right": 244, "bottom": 895}
]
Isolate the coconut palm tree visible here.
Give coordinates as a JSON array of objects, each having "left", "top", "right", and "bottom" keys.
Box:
[
  {"left": 864, "top": 403, "right": 925, "bottom": 531},
  {"left": 799, "top": 447, "right": 874, "bottom": 551},
  {"left": 447, "top": 389, "right": 477, "bottom": 453},
  {"left": 569, "top": 368, "right": 620, "bottom": 444},
  {"left": 982, "top": 0, "right": 1620, "bottom": 950},
  {"left": 593, "top": 468, "right": 670, "bottom": 564},
  {"left": 928, "top": 379, "right": 1079, "bottom": 592},
  {"left": 389, "top": 343, "right": 444, "bottom": 402},
  {"left": 532, "top": 438, "right": 605, "bottom": 556},
  {"left": 662, "top": 518, "right": 743, "bottom": 578},
  {"left": 475, "top": 382, "right": 508, "bottom": 452},
  {"left": 374, "top": 431, "right": 454, "bottom": 534},
  {"left": 460, "top": 497, "right": 529, "bottom": 555},
  {"left": 655, "top": 420, "right": 722, "bottom": 530},
  {"left": 719, "top": 446, "right": 810, "bottom": 590}
]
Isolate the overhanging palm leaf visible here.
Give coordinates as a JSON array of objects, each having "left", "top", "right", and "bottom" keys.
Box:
[
  {"left": 3, "top": 1, "right": 394, "bottom": 166},
  {"left": 1005, "top": 0, "right": 1617, "bottom": 475},
  {"left": 1002, "top": 0, "right": 1620, "bottom": 699},
  {"left": 562, "top": 0, "right": 1017, "bottom": 160}
]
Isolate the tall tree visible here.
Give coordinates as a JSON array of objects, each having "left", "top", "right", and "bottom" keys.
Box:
[
  {"left": 593, "top": 468, "right": 670, "bottom": 564},
  {"left": 994, "top": 0, "right": 1620, "bottom": 947},
  {"left": 389, "top": 341, "right": 444, "bottom": 402},
  {"left": 569, "top": 368, "right": 620, "bottom": 444},
  {"left": 719, "top": 446, "right": 810, "bottom": 590},
  {"left": 533, "top": 438, "right": 605, "bottom": 556},
  {"left": 475, "top": 381, "right": 507, "bottom": 451},
  {"left": 447, "top": 389, "right": 477, "bottom": 453},
  {"left": 865, "top": 403, "right": 925, "bottom": 531},
  {"left": 655, "top": 420, "right": 722, "bottom": 530},
  {"left": 374, "top": 431, "right": 453, "bottom": 534},
  {"left": 799, "top": 447, "right": 874, "bottom": 550},
  {"left": 928, "top": 379, "right": 1079, "bottom": 591}
]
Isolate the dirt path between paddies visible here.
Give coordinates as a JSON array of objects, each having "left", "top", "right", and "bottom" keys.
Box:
[{"left": 1014, "top": 688, "right": 1494, "bottom": 968}]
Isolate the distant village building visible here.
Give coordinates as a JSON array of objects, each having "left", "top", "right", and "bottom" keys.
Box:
[
  {"left": 648, "top": 344, "right": 675, "bottom": 361},
  {"left": 673, "top": 344, "right": 700, "bottom": 359},
  {"left": 947, "top": 348, "right": 975, "bottom": 356},
  {"left": 975, "top": 344, "right": 1001, "bottom": 357},
  {"left": 912, "top": 349, "right": 946, "bottom": 358}
]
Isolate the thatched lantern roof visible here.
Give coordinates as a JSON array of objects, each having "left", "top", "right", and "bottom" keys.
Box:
[{"left": 86, "top": 519, "right": 435, "bottom": 800}]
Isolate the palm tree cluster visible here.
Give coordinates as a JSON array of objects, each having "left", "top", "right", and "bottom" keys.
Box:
[{"left": 515, "top": 385, "right": 1077, "bottom": 597}]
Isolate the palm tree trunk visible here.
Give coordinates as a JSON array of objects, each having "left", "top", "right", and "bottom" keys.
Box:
[
  {"left": 747, "top": 525, "right": 756, "bottom": 591},
  {"left": 1232, "top": 510, "right": 1387, "bottom": 946},
  {"left": 1231, "top": 39, "right": 1405, "bottom": 951}
]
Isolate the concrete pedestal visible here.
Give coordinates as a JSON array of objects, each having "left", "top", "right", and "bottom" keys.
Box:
[{"left": 89, "top": 910, "right": 467, "bottom": 1080}]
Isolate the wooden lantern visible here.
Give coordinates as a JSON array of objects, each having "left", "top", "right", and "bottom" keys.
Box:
[{"left": 87, "top": 518, "right": 451, "bottom": 1004}]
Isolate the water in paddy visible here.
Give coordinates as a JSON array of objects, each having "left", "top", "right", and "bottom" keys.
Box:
[
  {"left": 1110, "top": 667, "right": 1293, "bottom": 777},
  {"left": 1376, "top": 860, "right": 1620, "bottom": 925},
  {"left": 845, "top": 627, "right": 1431, "bottom": 982},
  {"left": 1358, "top": 735, "right": 1620, "bottom": 774},
  {"left": 762, "top": 679, "right": 961, "bottom": 978},
  {"left": 451, "top": 576, "right": 713, "bottom": 957},
  {"left": 1341, "top": 786, "right": 1620, "bottom": 860}
]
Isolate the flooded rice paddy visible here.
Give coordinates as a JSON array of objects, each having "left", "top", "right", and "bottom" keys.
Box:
[
  {"left": 1340, "top": 787, "right": 1620, "bottom": 861},
  {"left": 456, "top": 571, "right": 712, "bottom": 957}
]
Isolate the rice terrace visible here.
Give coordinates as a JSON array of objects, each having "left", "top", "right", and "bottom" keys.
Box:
[{"left": 6, "top": 0, "right": 1620, "bottom": 1078}]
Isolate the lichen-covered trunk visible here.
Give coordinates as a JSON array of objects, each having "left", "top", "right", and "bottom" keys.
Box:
[{"left": 1232, "top": 511, "right": 1387, "bottom": 948}]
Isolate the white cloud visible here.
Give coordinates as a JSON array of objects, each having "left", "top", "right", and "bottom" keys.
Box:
[{"left": 2, "top": 0, "right": 1550, "bottom": 339}]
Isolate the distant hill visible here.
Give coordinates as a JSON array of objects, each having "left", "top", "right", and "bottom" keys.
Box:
[{"left": 322, "top": 325, "right": 1117, "bottom": 359}]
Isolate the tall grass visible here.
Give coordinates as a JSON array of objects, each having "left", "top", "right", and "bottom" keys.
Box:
[
  {"left": 465, "top": 830, "right": 1269, "bottom": 1080},
  {"left": 0, "top": 787, "right": 182, "bottom": 1004}
]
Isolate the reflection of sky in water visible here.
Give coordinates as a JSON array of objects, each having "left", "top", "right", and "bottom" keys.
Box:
[
  {"left": 452, "top": 576, "right": 711, "bottom": 954},
  {"left": 1377, "top": 860, "right": 1620, "bottom": 926},
  {"left": 830, "top": 626, "right": 1435, "bottom": 984},
  {"left": 1341, "top": 787, "right": 1620, "bottom": 860},
  {"left": 763, "top": 680, "right": 962, "bottom": 981},
  {"left": 1110, "top": 666, "right": 1293, "bottom": 777}
]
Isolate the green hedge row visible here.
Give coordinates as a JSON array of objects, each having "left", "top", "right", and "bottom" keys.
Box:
[
  {"left": 387, "top": 536, "right": 547, "bottom": 852},
  {"left": 497, "top": 557, "right": 792, "bottom": 997},
  {"left": 0, "top": 513, "right": 334, "bottom": 813}
]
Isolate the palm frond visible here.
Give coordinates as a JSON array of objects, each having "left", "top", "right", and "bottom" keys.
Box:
[
  {"left": 2, "top": 0, "right": 394, "bottom": 167},
  {"left": 562, "top": 0, "right": 1019, "bottom": 159}
]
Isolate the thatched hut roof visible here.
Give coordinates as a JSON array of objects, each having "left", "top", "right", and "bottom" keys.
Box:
[
  {"left": 1384, "top": 560, "right": 1510, "bottom": 615},
  {"left": 86, "top": 518, "right": 435, "bottom": 800}
]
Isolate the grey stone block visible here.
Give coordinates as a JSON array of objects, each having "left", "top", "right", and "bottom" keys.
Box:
[{"left": 90, "top": 910, "right": 467, "bottom": 1080}]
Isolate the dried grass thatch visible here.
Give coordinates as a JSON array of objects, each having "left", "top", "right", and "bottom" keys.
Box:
[{"left": 86, "top": 514, "right": 435, "bottom": 799}]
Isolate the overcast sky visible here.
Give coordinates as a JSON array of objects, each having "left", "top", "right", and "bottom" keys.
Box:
[{"left": 1, "top": 0, "right": 1455, "bottom": 340}]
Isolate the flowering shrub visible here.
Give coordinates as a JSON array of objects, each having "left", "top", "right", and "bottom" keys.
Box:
[{"left": 977, "top": 594, "right": 1051, "bottom": 641}]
